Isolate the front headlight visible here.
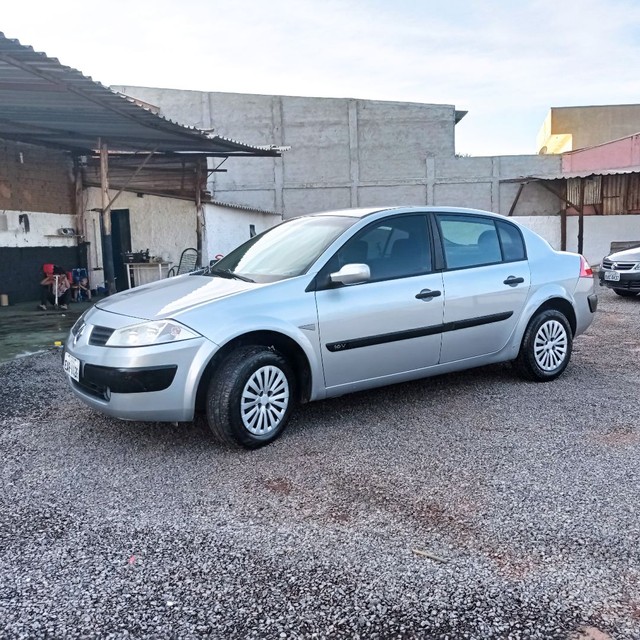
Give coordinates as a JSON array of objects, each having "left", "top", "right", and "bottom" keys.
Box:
[{"left": 105, "top": 320, "right": 200, "bottom": 347}]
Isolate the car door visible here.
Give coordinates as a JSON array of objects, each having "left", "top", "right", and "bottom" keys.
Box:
[
  {"left": 314, "top": 213, "right": 444, "bottom": 391},
  {"left": 436, "top": 213, "right": 531, "bottom": 363}
]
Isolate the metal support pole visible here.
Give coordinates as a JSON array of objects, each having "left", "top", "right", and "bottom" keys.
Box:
[{"left": 99, "top": 139, "right": 116, "bottom": 295}]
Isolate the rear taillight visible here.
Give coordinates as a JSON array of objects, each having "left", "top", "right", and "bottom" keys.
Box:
[{"left": 580, "top": 256, "right": 593, "bottom": 277}]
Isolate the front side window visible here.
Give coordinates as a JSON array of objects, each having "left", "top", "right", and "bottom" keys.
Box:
[
  {"left": 327, "top": 214, "right": 432, "bottom": 282},
  {"left": 207, "top": 216, "right": 356, "bottom": 283}
]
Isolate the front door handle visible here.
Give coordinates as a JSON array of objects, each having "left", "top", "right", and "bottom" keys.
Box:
[
  {"left": 503, "top": 276, "right": 524, "bottom": 286},
  {"left": 415, "top": 289, "right": 442, "bottom": 300}
]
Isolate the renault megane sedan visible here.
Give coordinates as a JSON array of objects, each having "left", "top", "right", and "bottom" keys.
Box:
[{"left": 63, "top": 206, "right": 598, "bottom": 448}]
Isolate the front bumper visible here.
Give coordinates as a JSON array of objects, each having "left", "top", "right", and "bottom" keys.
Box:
[
  {"left": 598, "top": 270, "right": 640, "bottom": 292},
  {"left": 63, "top": 315, "right": 218, "bottom": 422}
]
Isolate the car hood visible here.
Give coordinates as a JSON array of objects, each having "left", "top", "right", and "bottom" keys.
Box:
[
  {"left": 95, "top": 274, "right": 257, "bottom": 320},
  {"left": 607, "top": 246, "right": 640, "bottom": 261}
]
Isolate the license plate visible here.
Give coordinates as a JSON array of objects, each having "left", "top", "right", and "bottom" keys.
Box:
[
  {"left": 63, "top": 352, "right": 80, "bottom": 382},
  {"left": 604, "top": 270, "right": 621, "bottom": 282}
]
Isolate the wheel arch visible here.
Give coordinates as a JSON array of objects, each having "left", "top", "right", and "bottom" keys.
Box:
[
  {"left": 195, "top": 330, "right": 313, "bottom": 412},
  {"left": 531, "top": 297, "right": 577, "bottom": 336}
]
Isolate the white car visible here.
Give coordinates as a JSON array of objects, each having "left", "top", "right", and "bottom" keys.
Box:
[
  {"left": 598, "top": 245, "right": 640, "bottom": 297},
  {"left": 63, "top": 207, "right": 598, "bottom": 448}
]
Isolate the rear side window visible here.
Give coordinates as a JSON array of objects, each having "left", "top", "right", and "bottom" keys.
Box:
[
  {"left": 437, "top": 215, "right": 501, "bottom": 268},
  {"left": 496, "top": 220, "right": 526, "bottom": 262},
  {"left": 437, "top": 215, "right": 527, "bottom": 268}
]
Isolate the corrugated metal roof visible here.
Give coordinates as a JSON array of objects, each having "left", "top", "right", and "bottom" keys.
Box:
[
  {"left": 0, "top": 32, "right": 279, "bottom": 157},
  {"left": 501, "top": 167, "right": 640, "bottom": 182},
  {"left": 209, "top": 200, "right": 281, "bottom": 215}
]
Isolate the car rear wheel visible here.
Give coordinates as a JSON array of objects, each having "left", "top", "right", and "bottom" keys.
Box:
[
  {"left": 206, "top": 346, "right": 295, "bottom": 448},
  {"left": 613, "top": 289, "right": 637, "bottom": 297},
  {"left": 515, "top": 309, "right": 573, "bottom": 382}
]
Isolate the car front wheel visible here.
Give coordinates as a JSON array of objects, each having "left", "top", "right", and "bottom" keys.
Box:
[
  {"left": 515, "top": 309, "right": 573, "bottom": 382},
  {"left": 206, "top": 346, "right": 295, "bottom": 448}
]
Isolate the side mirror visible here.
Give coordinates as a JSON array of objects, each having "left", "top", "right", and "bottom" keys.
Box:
[{"left": 329, "top": 263, "right": 370, "bottom": 285}]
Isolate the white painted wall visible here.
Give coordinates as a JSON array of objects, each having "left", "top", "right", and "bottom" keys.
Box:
[
  {"left": 513, "top": 214, "right": 640, "bottom": 264},
  {"left": 512, "top": 215, "right": 562, "bottom": 250},
  {"left": 0, "top": 210, "right": 77, "bottom": 248},
  {"left": 84, "top": 188, "right": 197, "bottom": 289},
  {"left": 566, "top": 215, "right": 640, "bottom": 264},
  {"left": 204, "top": 204, "right": 282, "bottom": 259}
]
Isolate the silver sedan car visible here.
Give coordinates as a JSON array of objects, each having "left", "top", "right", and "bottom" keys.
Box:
[{"left": 63, "top": 206, "right": 598, "bottom": 448}]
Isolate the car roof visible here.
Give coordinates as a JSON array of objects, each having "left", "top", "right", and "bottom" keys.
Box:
[{"left": 309, "top": 206, "right": 507, "bottom": 220}]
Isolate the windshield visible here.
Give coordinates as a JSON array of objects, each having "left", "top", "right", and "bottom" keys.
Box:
[{"left": 205, "top": 216, "right": 356, "bottom": 283}]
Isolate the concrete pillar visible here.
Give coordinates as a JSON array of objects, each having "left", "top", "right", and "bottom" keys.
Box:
[
  {"left": 426, "top": 157, "right": 436, "bottom": 205},
  {"left": 272, "top": 97, "right": 284, "bottom": 214},
  {"left": 348, "top": 100, "right": 359, "bottom": 207}
]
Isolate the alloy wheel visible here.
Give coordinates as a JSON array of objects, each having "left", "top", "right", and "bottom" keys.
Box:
[
  {"left": 240, "top": 365, "right": 290, "bottom": 435},
  {"left": 533, "top": 320, "right": 568, "bottom": 372}
]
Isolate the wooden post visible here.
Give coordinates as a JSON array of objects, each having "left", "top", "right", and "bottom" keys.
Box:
[
  {"left": 195, "top": 161, "right": 204, "bottom": 267},
  {"left": 74, "top": 156, "right": 84, "bottom": 240},
  {"left": 99, "top": 139, "right": 116, "bottom": 294},
  {"left": 507, "top": 182, "right": 525, "bottom": 217},
  {"left": 577, "top": 179, "right": 585, "bottom": 255}
]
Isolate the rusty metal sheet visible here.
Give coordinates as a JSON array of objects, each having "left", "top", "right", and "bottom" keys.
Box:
[{"left": 602, "top": 175, "right": 625, "bottom": 215}]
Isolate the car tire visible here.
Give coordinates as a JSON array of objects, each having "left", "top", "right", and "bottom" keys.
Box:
[
  {"left": 515, "top": 309, "right": 573, "bottom": 382},
  {"left": 206, "top": 346, "right": 296, "bottom": 449},
  {"left": 613, "top": 289, "right": 637, "bottom": 298}
]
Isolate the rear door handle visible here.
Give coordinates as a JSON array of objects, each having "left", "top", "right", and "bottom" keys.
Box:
[
  {"left": 503, "top": 276, "right": 524, "bottom": 286},
  {"left": 415, "top": 289, "right": 442, "bottom": 300}
]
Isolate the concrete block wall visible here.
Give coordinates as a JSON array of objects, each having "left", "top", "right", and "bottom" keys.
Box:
[
  {"left": 431, "top": 155, "right": 563, "bottom": 215},
  {"left": 0, "top": 139, "right": 74, "bottom": 214},
  {"left": 113, "top": 87, "right": 458, "bottom": 217}
]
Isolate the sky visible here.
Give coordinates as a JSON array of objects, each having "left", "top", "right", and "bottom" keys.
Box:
[{"left": 3, "top": 0, "right": 640, "bottom": 156}]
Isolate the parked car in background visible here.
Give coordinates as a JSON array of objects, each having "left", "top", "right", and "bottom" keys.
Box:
[
  {"left": 63, "top": 207, "right": 597, "bottom": 449},
  {"left": 598, "top": 245, "right": 640, "bottom": 297}
]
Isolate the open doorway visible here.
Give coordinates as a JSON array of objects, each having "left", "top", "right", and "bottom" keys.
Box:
[{"left": 110, "top": 209, "right": 131, "bottom": 291}]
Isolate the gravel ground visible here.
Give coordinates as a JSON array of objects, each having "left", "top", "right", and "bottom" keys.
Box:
[{"left": 1, "top": 287, "right": 639, "bottom": 639}]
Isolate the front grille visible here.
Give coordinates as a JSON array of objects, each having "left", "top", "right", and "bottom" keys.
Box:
[
  {"left": 602, "top": 259, "right": 636, "bottom": 271},
  {"left": 89, "top": 325, "right": 115, "bottom": 346}
]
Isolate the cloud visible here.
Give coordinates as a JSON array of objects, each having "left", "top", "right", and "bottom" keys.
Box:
[{"left": 3, "top": 0, "right": 640, "bottom": 154}]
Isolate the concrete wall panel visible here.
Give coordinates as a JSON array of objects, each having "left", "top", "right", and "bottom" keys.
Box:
[
  {"left": 281, "top": 97, "right": 351, "bottom": 184},
  {"left": 501, "top": 181, "right": 562, "bottom": 217},
  {"left": 283, "top": 187, "right": 351, "bottom": 215},
  {"left": 358, "top": 184, "right": 426, "bottom": 207},
  {"left": 358, "top": 102, "right": 454, "bottom": 182},
  {"left": 435, "top": 156, "right": 494, "bottom": 178},
  {"left": 434, "top": 182, "right": 493, "bottom": 210}
]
